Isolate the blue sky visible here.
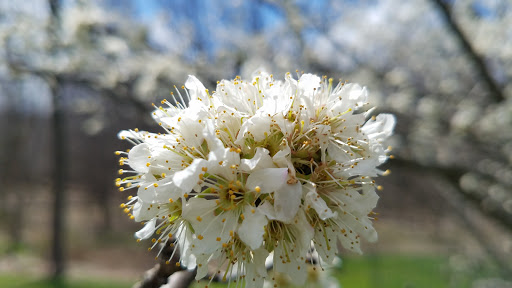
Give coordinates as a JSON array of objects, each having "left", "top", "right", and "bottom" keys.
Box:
[{"left": 133, "top": 0, "right": 159, "bottom": 21}]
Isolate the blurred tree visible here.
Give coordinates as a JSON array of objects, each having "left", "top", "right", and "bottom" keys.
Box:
[{"left": 47, "top": 0, "right": 66, "bottom": 280}]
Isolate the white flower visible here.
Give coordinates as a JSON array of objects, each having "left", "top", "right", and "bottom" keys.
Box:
[{"left": 116, "top": 71, "right": 395, "bottom": 287}]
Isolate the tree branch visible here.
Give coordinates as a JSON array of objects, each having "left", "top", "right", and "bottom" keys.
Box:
[
  {"left": 390, "top": 157, "right": 512, "bottom": 231},
  {"left": 6, "top": 56, "right": 152, "bottom": 116},
  {"left": 432, "top": 175, "right": 512, "bottom": 279},
  {"left": 431, "top": 0, "right": 506, "bottom": 102},
  {"left": 132, "top": 241, "right": 196, "bottom": 288}
]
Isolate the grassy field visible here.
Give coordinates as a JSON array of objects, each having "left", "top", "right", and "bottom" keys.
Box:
[
  {"left": 1, "top": 254, "right": 499, "bottom": 288},
  {"left": 334, "top": 255, "right": 450, "bottom": 288}
]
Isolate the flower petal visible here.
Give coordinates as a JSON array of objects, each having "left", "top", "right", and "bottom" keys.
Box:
[
  {"left": 304, "top": 184, "right": 337, "bottom": 220},
  {"left": 238, "top": 205, "right": 268, "bottom": 250},
  {"left": 185, "top": 75, "right": 208, "bottom": 102},
  {"left": 362, "top": 113, "right": 396, "bottom": 142},
  {"left": 258, "top": 201, "right": 277, "bottom": 220},
  {"left": 244, "top": 248, "right": 269, "bottom": 288},
  {"left": 235, "top": 112, "right": 272, "bottom": 144},
  {"left": 245, "top": 168, "right": 288, "bottom": 194},
  {"left": 240, "top": 148, "right": 274, "bottom": 171},
  {"left": 298, "top": 73, "right": 321, "bottom": 99},
  {"left": 274, "top": 181, "right": 302, "bottom": 223},
  {"left": 128, "top": 143, "right": 151, "bottom": 173},
  {"left": 134, "top": 218, "right": 156, "bottom": 240},
  {"left": 172, "top": 158, "right": 208, "bottom": 193},
  {"left": 132, "top": 200, "right": 160, "bottom": 222}
]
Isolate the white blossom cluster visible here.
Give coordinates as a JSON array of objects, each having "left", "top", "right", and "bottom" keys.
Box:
[{"left": 116, "top": 71, "right": 395, "bottom": 287}]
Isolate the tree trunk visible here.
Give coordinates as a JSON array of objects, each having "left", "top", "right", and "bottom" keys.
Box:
[{"left": 50, "top": 76, "right": 66, "bottom": 280}]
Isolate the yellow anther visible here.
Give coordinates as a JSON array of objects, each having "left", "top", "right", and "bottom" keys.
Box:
[
  {"left": 168, "top": 233, "right": 173, "bottom": 238},
  {"left": 127, "top": 196, "right": 133, "bottom": 200},
  {"left": 123, "top": 208, "right": 130, "bottom": 213},
  {"left": 118, "top": 169, "right": 123, "bottom": 175},
  {"left": 202, "top": 167, "right": 208, "bottom": 172},
  {"left": 161, "top": 173, "right": 166, "bottom": 178},
  {"left": 146, "top": 162, "right": 151, "bottom": 167},
  {"left": 120, "top": 204, "right": 126, "bottom": 208},
  {"left": 169, "top": 198, "right": 174, "bottom": 203},
  {"left": 115, "top": 151, "right": 121, "bottom": 155},
  {"left": 230, "top": 195, "right": 236, "bottom": 200},
  {"left": 153, "top": 183, "right": 158, "bottom": 187},
  {"left": 229, "top": 231, "right": 234, "bottom": 237},
  {"left": 184, "top": 193, "right": 189, "bottom": 198},
  {"left": 251, "top": 209, "right": 255, "bottom": 214},
  {"left": 197, "top": 235, "right": 204, "bottom": 240},
  {"left": 119, "top": 187, "right": 124, "bottom": 192},
  {"left": 377, "top": 185, "right": 383, "bottom": 191},
  {"left": 216, "top": 237, "right": 221, "bottom": 241},
  {"left": 196, "top": 216, "right": 202, "bottom": 222},
  {"left": 255, "top": 186, "right": 261, "bottom": 193},
  {"left": 240, "top": 214, "right": 245, "bottom": 220}
]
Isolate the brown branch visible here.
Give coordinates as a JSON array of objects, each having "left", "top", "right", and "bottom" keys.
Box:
[
  {"left": 390, "top": 157, "right": 512, "bottom": 231},
  {"left": 431, "top": 0, "right": 506, "bottom": 102},
  {"left": 431, "top": 175, "right": 512, "bottom": 279},
  {"left": 162, "top": 270, "right": 197, "bottom": 288},
  {"left": 133, "top": 241, "right": 196, "bottom": 288},
  {"left": 6, "top": 56, "right": 152, "bottom": 116}
]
